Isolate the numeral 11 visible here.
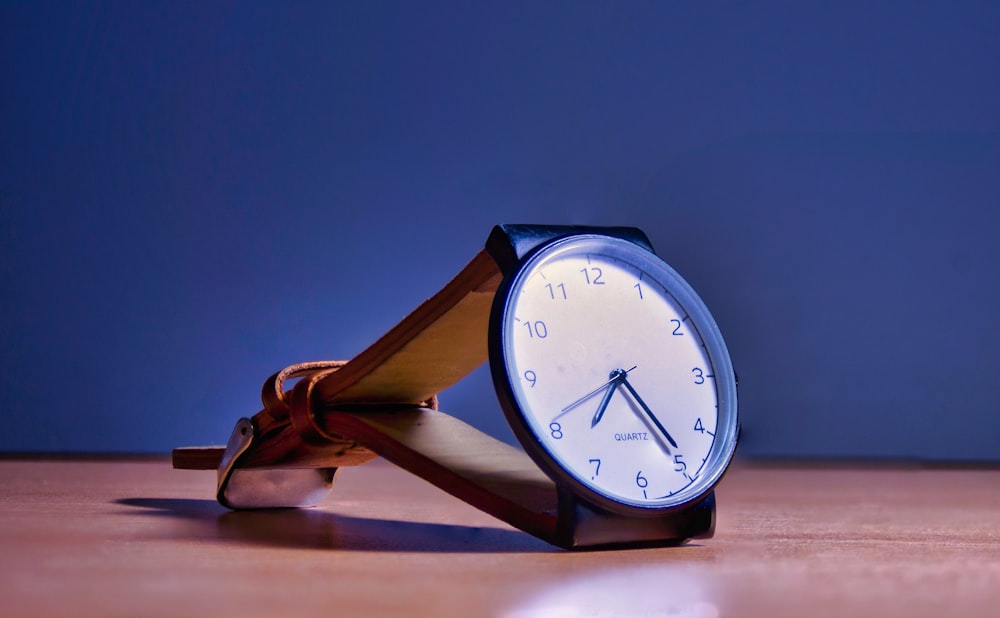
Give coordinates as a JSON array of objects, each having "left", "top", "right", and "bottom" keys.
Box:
[{"left": 545, "top": 283, "right": 567, "bottom": 300}]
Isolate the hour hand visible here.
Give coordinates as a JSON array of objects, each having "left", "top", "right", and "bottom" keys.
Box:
[
  {"left": 590, "top": 368, "right": 628, "bottom": 428},
  {"left": 590, "top": 379, "right": 620, "bottom": 428},
  {"left": 554, "top": 365, "right": 638, "bottom": 425},
  {"left": 555, "top": 366, "right": 632, "bottom": 421}
]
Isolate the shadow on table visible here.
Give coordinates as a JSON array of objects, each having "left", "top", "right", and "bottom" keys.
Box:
[{"left": 115, "top": 497, "right": 553, "bottom": 553}]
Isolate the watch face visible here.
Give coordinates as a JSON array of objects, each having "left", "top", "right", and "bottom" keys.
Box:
[{"left": 491, "top": 234, "right": 738, "bottom": 514}]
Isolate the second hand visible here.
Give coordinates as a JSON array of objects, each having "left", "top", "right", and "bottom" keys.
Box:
[{"left": 552, "top": 365, "right": 637, "bottom": 422}]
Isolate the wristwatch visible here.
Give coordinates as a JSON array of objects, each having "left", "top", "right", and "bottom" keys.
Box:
[{"left": 174, "top": 224, "right": 739, "bottom": 549}]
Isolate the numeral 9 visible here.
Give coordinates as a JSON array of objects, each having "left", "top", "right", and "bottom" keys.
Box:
[{"left": 523, "top": 370, "right": 537, "bottom": 388}]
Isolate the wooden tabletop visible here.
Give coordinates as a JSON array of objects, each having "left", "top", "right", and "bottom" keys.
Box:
[{"left": 1, "top": 458, "right": 998, "bottom": 617}]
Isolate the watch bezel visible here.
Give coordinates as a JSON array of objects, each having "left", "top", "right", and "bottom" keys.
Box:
[{"left": 488, "top": 232, "right": 739, "bottom": 518}]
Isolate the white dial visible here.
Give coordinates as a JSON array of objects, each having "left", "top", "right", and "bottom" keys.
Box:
[{"left": 496, "top": 235, "right": 737, "bottom": 511}]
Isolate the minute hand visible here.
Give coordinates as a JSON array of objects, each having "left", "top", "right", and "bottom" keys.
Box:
[{"left": 620, "top": 378, "right": 679, "bottom": 449}]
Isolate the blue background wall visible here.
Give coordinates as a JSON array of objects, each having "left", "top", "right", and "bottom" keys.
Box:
[{"left": 2, "top": 1, "right": 998, "bottom": 460}]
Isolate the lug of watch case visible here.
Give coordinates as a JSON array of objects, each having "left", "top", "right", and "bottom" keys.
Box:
[
  {"left": 216, "top": 417, "right": 338, "bottom": 509},
  {"left": 486, "top": 224, "right": 654, "bottom": 274},
  {"left": 557, "top": 490, "right": 716, "bottom": 549}
]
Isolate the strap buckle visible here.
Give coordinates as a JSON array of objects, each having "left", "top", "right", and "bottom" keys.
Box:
[
  {"left": 172, "top": 360, "right": 359, "bottom": 509},
  {"left": 172, "top": 359, "right": 439, "bottom": 509},
  {"left": 215, "top": 417, "right": 337, "bottom": 509}
]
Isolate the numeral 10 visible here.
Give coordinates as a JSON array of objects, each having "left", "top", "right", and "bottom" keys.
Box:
[{"left": 523, "top": 320, "right": 548, "bottom": 338}]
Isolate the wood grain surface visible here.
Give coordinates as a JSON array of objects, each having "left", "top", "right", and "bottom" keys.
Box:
[{"left": 1, "top": 458, "right": 998, "bottom": 617}]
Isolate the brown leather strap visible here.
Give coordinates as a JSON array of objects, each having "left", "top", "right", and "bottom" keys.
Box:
[
  {"left": 287, "top": 365, "right": 344, "bottom": 445},
  {"left": 314, "top": 249, "right": 502, "bottom": 405},
  {"left": 321, "top": 407, "right": 560, "bottom": 543},
  {"left": 229, "top": 249, "right": 501, "bottom": 467},
  {"left": 250, "top": 247, "right": 565, "bottom": 542},
  {"left": 261, "top": 360, "right": 347, "bottom": 421}
]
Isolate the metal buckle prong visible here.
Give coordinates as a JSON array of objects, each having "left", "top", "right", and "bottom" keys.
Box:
[{"left": 216, "top": 418, "right": 337, "bottom": 509}]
